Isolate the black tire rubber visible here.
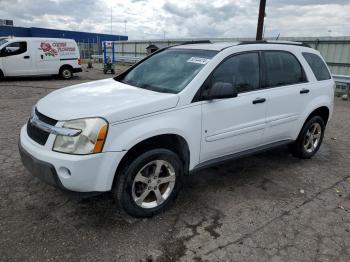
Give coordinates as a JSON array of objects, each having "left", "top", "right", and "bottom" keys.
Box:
[
  {"left": 113, "top": 148, "right": 183, "bottom": 217},
  {"left": 289, "top": 116, "right": 325, "bottom": 159},
  {"left": 60, "top": 67, "right": 73, "bottom": 79}
]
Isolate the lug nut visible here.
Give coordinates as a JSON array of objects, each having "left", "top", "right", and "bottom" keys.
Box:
[
  {"left": 148, "top": 186, "right": 152, "bottom": 190},
  {"left": 154, "top": 186, "right": 157, "bottom": 190},
  {"left": 148, "top": 180, "right": 151, "bottom": 184}
]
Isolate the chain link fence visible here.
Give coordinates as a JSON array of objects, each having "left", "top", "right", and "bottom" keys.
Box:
[{"left": 76, "top": 41, "right": 101, "bottom": 62}]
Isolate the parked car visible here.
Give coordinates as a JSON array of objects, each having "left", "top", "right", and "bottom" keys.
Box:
[
  {"left": 19, "top": 41, "right": 334, "bottom": 217},
  {"left": 0, "top": 37, "right": 81, "bottom": 79}
]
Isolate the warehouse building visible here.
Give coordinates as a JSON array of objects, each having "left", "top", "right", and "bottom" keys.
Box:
[{"left": 0, "top": 25, "right": 127, "bottom": 43}]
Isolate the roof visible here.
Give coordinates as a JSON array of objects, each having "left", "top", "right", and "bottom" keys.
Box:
[
  {"left": 2, "top": 37, "right": 76, "bottom": 42},
  {"left": 173, "top": 40, "right": 312, "bottom": 51}
]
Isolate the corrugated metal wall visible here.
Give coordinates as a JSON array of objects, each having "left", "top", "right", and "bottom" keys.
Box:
[{"left": 112, "top": 37, "right": 350, "bottom": 75}]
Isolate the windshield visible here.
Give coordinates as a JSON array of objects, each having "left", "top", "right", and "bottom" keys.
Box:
[
  {"left": 119, "top": 48, "right": 218, "bottom": 94},
  {"left": 0, "top": 38, "right": 8, "bottom": 47}
]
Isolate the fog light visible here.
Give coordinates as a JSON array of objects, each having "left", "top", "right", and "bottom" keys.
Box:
[{"left": 58, "top": 167, "right": 71, "bottom": 178}]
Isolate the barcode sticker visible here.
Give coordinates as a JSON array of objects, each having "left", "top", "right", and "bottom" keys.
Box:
[{"left": 187, "top": 57, "right": 211, "bottom": 65}]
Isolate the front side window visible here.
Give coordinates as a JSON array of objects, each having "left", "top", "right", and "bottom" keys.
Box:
[
  {"left": 211, "top": 52, "right": 260, "bottom": 93},
  {"left": 0, "top": 38, "right": 8, "bottom": 47},
  {"left": 302, "top": 52, "right": 331, "bottom": 81},
  {"left": 1, "top": 41, "right": 27, "bottom": 57},
  {"left": 118, "top": 48, "right": 218, "bottom": 94},
  {"left": 264, "top": 51, "right": 305, "bottom": 87}
]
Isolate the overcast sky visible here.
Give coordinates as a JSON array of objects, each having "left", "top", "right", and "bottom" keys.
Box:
[{"left": 0, "top": 0, "right": 349, "bottom": 40}]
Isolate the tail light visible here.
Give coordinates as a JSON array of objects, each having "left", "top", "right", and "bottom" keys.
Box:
[{"left": 78, "top": 58, "right": 81, "bottom": 65}]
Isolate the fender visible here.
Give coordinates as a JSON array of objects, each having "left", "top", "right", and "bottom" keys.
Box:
[{"left": 104, "top": 104, "right": 202, "bottom": 170}]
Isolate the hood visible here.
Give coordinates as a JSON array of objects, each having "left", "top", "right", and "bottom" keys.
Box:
[{"left": 36, "top": 78, "right": 179, "bottom": 123}]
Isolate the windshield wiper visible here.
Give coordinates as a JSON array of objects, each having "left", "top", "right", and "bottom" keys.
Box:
[{"left": 138, "top": 83, "right": 176, "bottom": 94}]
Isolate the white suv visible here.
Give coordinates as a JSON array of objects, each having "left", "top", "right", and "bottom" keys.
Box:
[{"left": 19, "top": 41, "right": 334, "bottom": 217}]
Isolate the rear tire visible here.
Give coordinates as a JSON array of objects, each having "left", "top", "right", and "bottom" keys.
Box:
[
  {"left": 60, "top": 67, "right": 73, "bottom": 79},
  {"left": 113, "top": 149, "right": 183, "bottom": 217},
  {"left": 289, "top": 116, "right": 325, "bottom": 159}
]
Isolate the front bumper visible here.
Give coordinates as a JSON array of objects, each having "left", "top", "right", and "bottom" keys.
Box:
[
  {"left": 19, "top": 142, "right": 63, "bottom": 189},
  {"left": 19, "top": 125, "right": 126, "bottom": 193}
]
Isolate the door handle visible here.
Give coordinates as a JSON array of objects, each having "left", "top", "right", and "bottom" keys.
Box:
[
  {"left": 252, "top": 98, "right": 266, "bottom": 104},
  {"left": 23, "top": 56, "right": 30, "bottom": 59},
  {"left": 300, "top": 89, "right": 310, "bottom": 94}
]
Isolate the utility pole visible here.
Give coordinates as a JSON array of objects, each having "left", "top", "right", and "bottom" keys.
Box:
[{"left": 256, "top": 0, "right": 266, "bottom": 40}]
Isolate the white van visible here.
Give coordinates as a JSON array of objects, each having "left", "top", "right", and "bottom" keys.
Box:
[{"left": 0, "top": 37, "right": 82, "bottom": 79}]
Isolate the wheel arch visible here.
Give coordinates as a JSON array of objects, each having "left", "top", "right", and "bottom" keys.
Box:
[
  {"left": 112, "top": 133, "right": 190, "bottom": 188},
  {"left": 0, "top": 68, "right": 4, "bottom": 78},
  {"left": 295, "top": 104, "right": 330, "bottom": 141},
  {"left": 305, "top": 106, "right": 330, "bottom": 125}
]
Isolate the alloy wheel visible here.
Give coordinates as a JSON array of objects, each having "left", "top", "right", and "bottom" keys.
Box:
[
  {"left": 132, "top": 160, "right": 176, "bottom": 209},
  {"left": 303, "top": 122, "right": 322, "bottom": 153}
]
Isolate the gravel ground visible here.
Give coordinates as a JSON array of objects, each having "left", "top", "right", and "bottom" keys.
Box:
[{"left": 1, "top": 66, "right": 350, "bottom": 261}]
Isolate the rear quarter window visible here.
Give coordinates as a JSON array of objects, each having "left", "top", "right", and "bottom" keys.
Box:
[{"left": 302, "top": 52, "right": 331, "bottom": 81}]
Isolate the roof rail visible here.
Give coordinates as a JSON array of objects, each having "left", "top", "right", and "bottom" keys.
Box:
[
  {"left": 238, "top": 40, "right": 311, "bottom": 48},
  {"left": 181, "top": 40, "right": 211, "bottom": 45}
]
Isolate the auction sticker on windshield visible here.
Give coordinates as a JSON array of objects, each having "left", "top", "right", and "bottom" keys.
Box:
[{"left": 187, "top": 57, "right": 211, "bottom": 65}]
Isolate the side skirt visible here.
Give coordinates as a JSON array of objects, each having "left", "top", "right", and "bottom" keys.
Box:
[{"left": 190, "top": 140, "right": 294, "bottom": 174}]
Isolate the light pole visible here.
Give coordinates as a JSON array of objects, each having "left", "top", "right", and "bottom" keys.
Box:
[{"left": 110, "top": 7, "right": 113, "bottom": 34}]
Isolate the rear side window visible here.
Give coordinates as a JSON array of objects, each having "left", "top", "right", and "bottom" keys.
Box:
[
  {"left": 211, "top": 52, "right": 260, "bottom": 93},
  {"left": 263, "top": 51, "right": 305, "bottom": 87},
  {"left": 302, "top": 52, "right": 331, "bottom": 81}
]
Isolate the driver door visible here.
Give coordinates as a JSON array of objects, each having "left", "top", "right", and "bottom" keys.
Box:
[
  {"left": 200, "top": 52, "right": 268, "bottom": 162},
  {"left": 1, "top": 41, "right": 33, "bottom": 76}
]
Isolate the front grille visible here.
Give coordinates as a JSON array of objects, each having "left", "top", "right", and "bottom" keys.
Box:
[{"left": 27, "top": 109, "right": 58, "bottom": 145}]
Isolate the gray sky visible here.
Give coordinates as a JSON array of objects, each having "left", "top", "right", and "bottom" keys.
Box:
[{"left": 0, "top": 0, "right": 349, "bottom": 39}]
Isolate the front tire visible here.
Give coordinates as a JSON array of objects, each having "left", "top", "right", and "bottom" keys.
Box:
[
  {"left": 113, "top": 149, "right": 183, "bottom": 217},
  {"left": 290, "top": 116, "right": 325, "bottom": 159}
]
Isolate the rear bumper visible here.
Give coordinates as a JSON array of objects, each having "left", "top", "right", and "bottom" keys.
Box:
[{"left": 73, "top": 68, "right": 83, "bottom": 73}]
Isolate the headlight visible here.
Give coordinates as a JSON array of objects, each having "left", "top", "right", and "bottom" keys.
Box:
[{"left": 53, "top": 118, "right": 108, "bottom": 155}]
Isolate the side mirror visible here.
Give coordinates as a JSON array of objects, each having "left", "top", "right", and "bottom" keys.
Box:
[{"left": 203, "top": 82, "right": 238, "bottom": 100}]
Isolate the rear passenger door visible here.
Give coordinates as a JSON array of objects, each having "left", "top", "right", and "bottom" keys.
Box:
[
  {"left": 200, "top": 52, "right": 268, "bottom": 162},
  {"left": 35, "top": 40, "right": 61, "bottom": 75},
  {"left": 262, "top": 50, "right": 310, "bottom": 144}
]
